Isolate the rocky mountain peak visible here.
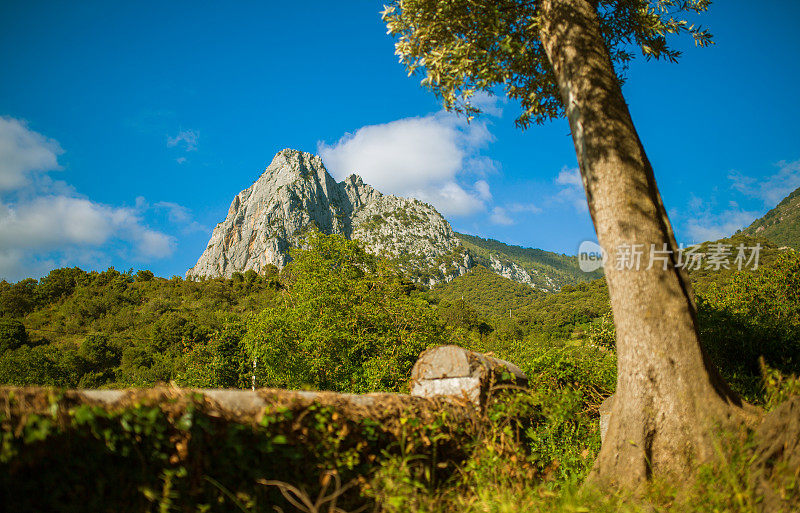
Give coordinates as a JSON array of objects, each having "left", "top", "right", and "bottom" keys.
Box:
[
  {"left": 247, "top": 148, "right": 341, "bottom": 201},
  {"left": 263, "top": 149, "right": 327, "bottom": 182},
  {"left": 187, "top": 149, "right": 471, "bottom": 284},
  {"left": 342, "top": 173, "right": 379, "bottom": 209}
]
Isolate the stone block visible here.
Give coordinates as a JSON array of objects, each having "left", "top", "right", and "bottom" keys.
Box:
[
  {"left": 409, "top": 345, "right": 528, "bottom": 407},
  {"left": 599, "top": 393, "right": 615, "bottom": 444}
]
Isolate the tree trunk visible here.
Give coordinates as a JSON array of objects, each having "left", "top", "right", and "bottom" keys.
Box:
[{"left": 538, "top": 0, "right": 758, "bottom": 487}]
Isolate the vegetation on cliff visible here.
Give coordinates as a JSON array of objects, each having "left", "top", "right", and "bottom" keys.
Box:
[{"left": 741, "top": 186, "right": 800, "bottom": 250}]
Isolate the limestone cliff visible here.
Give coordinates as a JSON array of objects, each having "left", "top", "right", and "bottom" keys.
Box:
[{"left": 187, "top": 149, "right": 471, "bottom": 284}]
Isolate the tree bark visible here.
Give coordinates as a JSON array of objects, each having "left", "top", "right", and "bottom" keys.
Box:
[{"left": 538, "top": 0, "right": 758, "bottom": 487}]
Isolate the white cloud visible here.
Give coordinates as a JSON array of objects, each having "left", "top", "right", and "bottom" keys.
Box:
[
  {"left": 167, "top": 129, "right": 199, "bottom": 152},
  {"left": 134, "top": 228, "right": 175, "bottom": 258},
  {"left": 486, "top": 202, "right": 542, "bottom": 226},
  {"left": 0, "top": 116, "right": 177, "bottom": 280},
  {"left": 1, "top": 196, "right": 114, "bottom": 248},
  {"left": 489, "top": 207, "right": 514, "bottom": 225},
  {"left": 556, "top": 167, "right": 582, "bottom": 187},
  {"left": 681, "top": 194, "right": 758, "bottom": 243},
  {"left": 411, "top": 181, "right": 487, "bottom": 217},
  {"left": 155, "top": 201, "right": 192, "bottom": 224},
  {"left": 468, "top": 91, "right": 505, "bottom": 117},
  {"left": 154, "top": 201, "right": 207, "bottom": 234},
  {"left": 475, "top": 180, "right": 492, "bottom": 201},
  {"left": 0, "top": 117, "right": 63, "bottom": 191},
  {"left": 677, "top": 158, "right": 800, "bottom": 244},
  {"left": 685, "top": 209, "right": 758, "bottom": 243},
  {"left": 555, "top": 166, "right": 587, "bottom": 212},
  {"left": 0, "top": 248, "right": 51, "bottom": 281},
  {"left": 317, "top": 112, "right": 498, "bottom": 217},
  {"left": 0, "top": 196, "right": 175, "bottom": 258},
  {"left": 507, "top": 202, "right": 542, "bottom": 214},
  {"left": 729, "top": 159, "right": 800, "bottom": 206}
]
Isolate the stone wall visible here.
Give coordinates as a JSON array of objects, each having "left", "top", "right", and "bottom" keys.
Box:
[{"left": 0, "top": 345, "right": 528, "bottom": 512}]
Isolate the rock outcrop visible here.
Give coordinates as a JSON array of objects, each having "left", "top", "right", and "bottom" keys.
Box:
[
  {"left": 489, "top": 254, "right": 533, "bottom": 285},
  {"left": 488, "top": 253, "right": 557, "bottom": 291},
  {"left": 187, "top": 149, "right": 471, "bottom": 284}
]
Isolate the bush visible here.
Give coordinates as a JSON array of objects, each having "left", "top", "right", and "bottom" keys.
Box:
[
  {"left": 80, "top": 334, "right": 121, "bottom": 369},
  {"left": 135, "top": 270, "right": 155, "bottom": 282},
  {"left": 698, "top": 252, "right": 800, "bottom": 402},
  {"left": 0, "top": 279, "right": 39, "bottom": 317},
  {"left": 0, "top": 345, "right": 79, "bottom": 386},
  {"left": 177, "top": 319, "right": 248, "bottom": 388},
  {"left": 244, "top": 233, "right": 446, "bottom": 393},
  {"left": 0, "top": 319, "right": 28, "bottom": 353}
]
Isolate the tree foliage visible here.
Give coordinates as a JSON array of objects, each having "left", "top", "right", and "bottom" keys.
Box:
[
  {"left": 383, "top": 0, "right": 712, "bottom": 127},
  {"left": 698, "top": 251, "right": 800, "bottom": 401},
  {"left": 0, "top": 319, "right": 28, "bottom": 353},
  {"left": 244, "top": 233, "right": 445, "bottom": 393},
  {"left": 0, "top": 266, "right": 280, "bottom": 388}
]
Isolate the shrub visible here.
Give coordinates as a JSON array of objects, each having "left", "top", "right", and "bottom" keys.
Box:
[
  {"left": 135, "top": 270, "right": 155, "bottom": 282},
  {"left": 244, "top": 233, "right": 446, "bottom": 393},
  {"left": 177, "top": 319, "right": 248, "bottom": 388},
  {"left": 0, "top": 319, "right": 28, "bottom": 353},
  {"left": 698, "top": 252, "right": 800, "bottom": 402}
]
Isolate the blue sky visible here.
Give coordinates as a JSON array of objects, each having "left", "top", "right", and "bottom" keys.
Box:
[{"left": 1, "top": 0, "right": 799, "bottom": 281}]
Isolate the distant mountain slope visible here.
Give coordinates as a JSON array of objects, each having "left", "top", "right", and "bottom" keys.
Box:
[
  {"left": 433, "top": 234, "right": 795, "bottom": 346},
  {"left": 455, "top": 232, "right": 602, "bottom": 291},
  {"left": 429, "top": 265, "right": 542, "bottom": 319},
  {"left": 684, "top": 234, "right": 791, "bottom": 295},
  {"left": 430, "top": 262, "right": 611, "bottom": 340},
  {"left": 188, "top": 149, "right": 596, "bottom": 291},
  {"left": 741, "top": 186, "right": 800, "bottom": 249}
]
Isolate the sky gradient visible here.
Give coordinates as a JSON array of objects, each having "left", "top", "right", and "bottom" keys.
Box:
[{"left": 1, "top": 0, "right": 799, "bottom": 281}]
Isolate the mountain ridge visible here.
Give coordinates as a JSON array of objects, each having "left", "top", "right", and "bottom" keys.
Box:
[
  {"left": 740, "top": 186, "right": 800, "bottom": 249},
  {"left": 188, "top": 149, "right": 594, "bottom": 290},
  {"left": 188, "top": 149, "right": 471, "bottom": 285},
  {"left": 455, "top": 232, "right": 603, "bottom": 290}
]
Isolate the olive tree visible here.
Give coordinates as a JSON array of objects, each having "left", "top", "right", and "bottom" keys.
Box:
[{"left": 383, "top": 0, "right": 757, "bottom": 486}]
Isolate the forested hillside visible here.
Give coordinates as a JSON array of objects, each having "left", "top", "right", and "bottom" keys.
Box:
[
  {"left": 741, "top": 185, "right": 800, "bottom": 249},
  {"left": 456, "top": 232, "right": 602, "bottom": 290},
  {"left": 0, "top": 265, "right": 282, "bottom": 388},
  {"left": 2, "top": 233, "right": 799, "bottom": 511},
  {"left": 3, "top": 232, "right": 795, "bottom": 408}
]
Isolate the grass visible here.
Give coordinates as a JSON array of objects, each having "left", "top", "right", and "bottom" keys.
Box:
[{"left": 365, "top": 429, "right": 791, "bottom": 513}]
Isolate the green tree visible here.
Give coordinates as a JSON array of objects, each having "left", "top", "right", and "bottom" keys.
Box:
[
  {"left": 383, "top": 0, "right": 750, "bottom": 485},
  {"left": 0, "top": 345, "right": 77, "bottom": 386},
  {"left": 244, "top": 232, "right": 445, "bottom": 393},
  {"left": 135, "top": 270, "right": 155, "bottom": 282},
  {"left": 178, "top": 319, "right": 247, "bottom": 388},
  {"left": 0, "top": 319, "right": 29, "bottom": 353},
  {"left": 38, "top": 267, "right": 86, "bottom": 304},
  {"left": 0, "top": 278, "right": 39, "bottom": 317},
  {"left": 79, "top": 334, "right": 121, "bottom": 368},
  {"left": 698, "top": 252, "right": 800, "bottom": 399},
  {"left": 78, "top": 334, "right": 120, "bottom": 384}
]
